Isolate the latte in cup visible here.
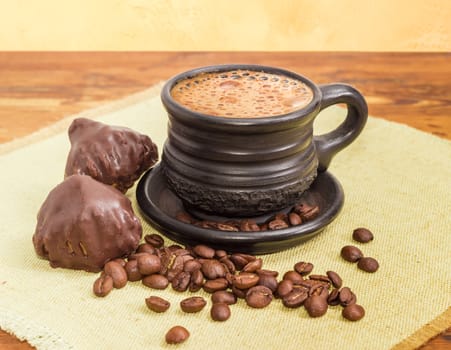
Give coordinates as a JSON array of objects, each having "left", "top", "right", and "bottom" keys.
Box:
[{"left": 170, "top": 69, "right": 314, "bottom": 118}]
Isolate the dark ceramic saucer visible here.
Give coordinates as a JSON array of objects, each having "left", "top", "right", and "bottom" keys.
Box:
[{"left": 136, "top": 164, "right": 344, "bottom": 254}]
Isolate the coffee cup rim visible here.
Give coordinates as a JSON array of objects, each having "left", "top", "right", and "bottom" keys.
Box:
[{"left": 161, "top": 64, "right": 321, "bottom": 127}]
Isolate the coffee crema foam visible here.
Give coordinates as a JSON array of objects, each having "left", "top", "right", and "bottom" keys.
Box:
[{"left": 170, "top": 69, "right": 314, "bottom": 118}]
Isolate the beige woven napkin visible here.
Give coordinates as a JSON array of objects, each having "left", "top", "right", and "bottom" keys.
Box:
[{"left": 0, "top": 85, "right": 450, "bottom": 350}]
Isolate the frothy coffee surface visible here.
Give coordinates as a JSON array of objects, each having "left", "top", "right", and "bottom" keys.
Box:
[{"left": 170, "top": 69, "right": 314, "bottom": 118}]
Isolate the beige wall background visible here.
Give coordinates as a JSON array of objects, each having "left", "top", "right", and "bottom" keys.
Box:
[{"left": 0, "top": 0, "right": 450, "bottom": 51}]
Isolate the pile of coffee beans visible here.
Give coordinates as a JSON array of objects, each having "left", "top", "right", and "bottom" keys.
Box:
[
  {"left": 341, "top": 228, "right": 379, "bottom": 273},
  {"left": 93, "top": 229, "right": 374, "bottom": 343},
  {"left": 175, "top": 202, "right": 320, "bottom": 232}
]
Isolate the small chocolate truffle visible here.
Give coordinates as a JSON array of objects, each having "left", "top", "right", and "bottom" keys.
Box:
[
  {"left": 65, "top": 118, "right": 158, "bottom": 193},
  {"left": 32, "top": 175, "right": 142, "bottom": 272}
]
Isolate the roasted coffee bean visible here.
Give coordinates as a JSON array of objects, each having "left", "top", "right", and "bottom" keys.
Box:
[
  {"left": 201, "top": 259, "right": 226, "bottom": 279},
  {"left": 172, "top": 271, "right": 191, "bottom": 292},
  {"left": 165, "top": 325, "right": 190, "bottom": 344},
  {"left": 203, "top": 278, "right": 229, "bottom": 293},
  {"left": 168, "top": 244, "right": 184, "bottom": 253},
  {"left": 230, "top": 253, "right": 254, "bottom": 270},
  {"left": 144, "top": 233, "right": 164, "bottom": 248},
  {"left": 224, "top": 272, "right": 234, "bottom": 286},
  {"left": 184, "top": 259, "right": 202, "bottom": 273},
  {"left": 309, "top": 284, "right": 329, "bottom": 299},
  {"left": 293, "top": 261, "right": 314, "bottom": 276},
  {"left": 93, "top": 274, "right": 113, "bottom": 297},
  {"left": 111, "top": 258, "right": 126, "bottom": 267},
  {"left": 180, "top": 296, "right": 207, "bottom": 313},
  {"left": 342, "top": 303, "right": 365, "bottom": 321},
  {"left": 242, "top": 258, "right": 263, "bottom": 272},
  {"left": 124, "top": 259, "right": 143, "bottom": 282},
  {"left": 210, "top": 302, "right": 231, "bottom": 321},
  {"left": 137, "top": 243, "right": 157, "bottom": 255},
  {"left": 259, "top": 223, "right": 269, "bottom": 231},
  {"left": 240, "top": 219, "right": 260, "bottom": 232},
  {"left": 283, "top": 270, "right": 304, "bottom": 285},
  {"left": 357, "top": 257, "right": 379, "bottom": 273},
  {"left": 142, "top": 274, "right": 169, "bottom": 290},
  {"left": 268, "top": 219, "right": 289, "bottom": 230},
  {"left": 145, "top": 296, "right": 170, "bottom": 313},
  {"left": 326, "top": 271, "right": 343, "bottom": 289},
  {"left": 245, "top": 285, "right": 273, "bottom": 308},
  {"left": 220, "top": 257, "right": 236, "bottom": 274},
  {"left": 233, "top": 272, "right": 259, "bottom": 289},
  {"left": 352, "top": 227, "right": 374, "bottom": 243},
  {"left": 282, "top": 287, "right": 308, "bottom": 308},
  {"left": 340, "top": 245, "right": 364, "bottom": 262},
  {"left": 327, "top": 288, "right": 341, "bottom": 306},
  {"left": 277, "top": 279, "right": 294, "bottom": 298},
  {"left": 256, "top": 269, "right": 279, "bottom": 277},
  {"left": 215, "top": 249, "right": 228, "bottom": 259},
  {"left": 288, "top": 212, "right": 302, "bottom": 226},
  {"left": 294, "top": 203, "right": 320, "bottom": 221},
  {"left": 231, "top": 285, "right": 248, "bottom": 299},
  {"left": 304, "top": 295, "right": 328, "bottom": 317},
  {"left": 104, "top": 261, "right": 128, "bottom": 289},
  {"left": 175, "top": 211, "right": 194, "bottom": 224},
  {"left": 137, "top": 254, "right": 161, "bottom": 275},
  {"left": 339, "top": 287, "right": 357, "bottom": 306},
  {"left": 217, "top": 223, "right": 239, "bottom": 232},
  {"left": 257, "top": 274, "right": 278, "bottom": 293},
  {"left": 189, "top": 269, "right": 204, "bottom": 292},
  {"left": 298, "top": 279, "right": 319, "bottom": 289},
  {"left": 193, "top": 244, "right": 215, "bottom": 259},
  {"left": 211, "top": 291, "right": 237, "bottom": 305},
  {"left": 309, "top": 274, "right": 331, "bottom": 284}
]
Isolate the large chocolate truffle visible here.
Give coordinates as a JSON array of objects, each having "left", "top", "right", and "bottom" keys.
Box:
[
  {"left": 32, "top": 174, "right": 142, "bottom": 272},
  {"left": 65, "top": 118, "right": 158, "bottom": 193}
]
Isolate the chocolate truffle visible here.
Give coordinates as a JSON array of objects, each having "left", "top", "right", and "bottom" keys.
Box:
[
  {"left": 32, "top": 174, "right": 142, "bottom": 272},
  {"left": 65, "top": 118, "right": 158, "bottom": 193}
]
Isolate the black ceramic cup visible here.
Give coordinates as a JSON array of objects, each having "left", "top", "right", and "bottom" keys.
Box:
[{"left": 160, "top": 64, "right": 367, "bottom": 217}]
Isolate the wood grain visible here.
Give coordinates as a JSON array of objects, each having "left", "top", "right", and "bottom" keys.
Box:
[{"left": 0, "top": 52, "right": 449, "bottom": 349}]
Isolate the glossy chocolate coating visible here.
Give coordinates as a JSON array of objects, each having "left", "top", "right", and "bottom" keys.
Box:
[
  {"left": 32, "top": 174, "right": 142, "bottom": 272},
  {"left": 65, "top": 118, "right": 158, "bottom": 193}
]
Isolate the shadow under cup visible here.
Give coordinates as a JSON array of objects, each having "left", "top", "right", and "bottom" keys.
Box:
[{"left": 160, "top": 64, "right": 368, "bottom": 217}]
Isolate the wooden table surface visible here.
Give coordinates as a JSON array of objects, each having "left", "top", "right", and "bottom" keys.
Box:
[{"left": 0, "top": 52, "right": 449, "bottom": 349}]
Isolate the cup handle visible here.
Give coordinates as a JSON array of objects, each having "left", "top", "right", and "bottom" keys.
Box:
[{"left": 314, "top": 83, "right": 368, "bottom": 171}]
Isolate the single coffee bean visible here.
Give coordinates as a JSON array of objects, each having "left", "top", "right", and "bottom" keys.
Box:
[
  {"left": 142, "top": 274, "right": 169, "bottom": 290},
  {"left": 137, "top": 243, "right": 157, "bottom": 255},
  {"left": 168, "top": 244, "right": 184, "bottom": 253},
  {"left": 327, "top": 288, "right": 341, "bottom": 306},
  {"left": 293, "top": 261, "right": 314, "bottom": 276},
  {"left": 93, "top": 274, "right": 113, "bottom": 297},
  {"left": 256, "top": 269, "right": 279, "bottom": 277},
  {"left": 193, "top": 244, "right": 215, "bottom": 259},
  {"left": 232, "top": 272, "right": 259, "bottom": 289},
  {"left": 277, "top": 279, "right": 294, "bottom": 298},
  {"left": 282, "top": 287, "right": 308, "bottom": 308},
  {"left": 342, "top": 303, "right": 365, "bottom": 321},
  {"left": 245, "top": 285, "right": 273, "bottom": 308},
  {"left": 172, "top": 271, "right": 191, "bottom": 292},
  {"left": 340, "top": 245, "right": 364, "bottom": 263},
  {"left": 257, "top": 274, "right": 278, "bottom": 293},
  {"left": 283, "top": 270, "right": 304, "bottom": 285},
  {"left": 357, "top": 257, "right": 379, "bottom": 273},
  {"left": 165, "top": 325, "right": 190, "bottom": 344},
  {"left": 217, "top": 222, "right": 239, "bottom": 232},
  {"left": 268, "top": 219, "right": 289, "bottom": 230},
  {"left": 189, "top": 269, "right": 204, "bottom": 292},
  {"left": 180, "top": 296, "right": 207, "bottom": 313},
  {"left": 201, "top": 259, "right": 226, "bottom": 279},
  {"left": 339, "top": 287, "right": 357, "bottom": 306},
  {"left": 294, "top": 203, "right": 320, "bottom": 221},
  {"left": 219, "top": 257, "right": 236, "bottom": 274},
  {"left": 326, "top": 271, "right": 343, "bottom": 289},
  {"left": 175, "top": 211, "right": 194, "bottom": 224},
  {"left": 124, "top": 259, "right": 143, "bottom": 282},
  {"left": 210, "top": 302, "right": 231, "bottom": 321},
  {"left": 137, "top": 254, "right": 161, "bottom": 275},
  {"left": 211, "top": 291, "right": 237, "bottom": 305},
  {"left": 184, "top": 259, "right": 202, "bottom": 273},
  {"left": 240, "top": 219, "right": 260, "bottom": 232},
  {"left": 144, "top": 233, "right": 164, "bottom": 248},
  {"left": 352, "top": 227, "right": 374, "bottom": 243},
  {"left": 309, "top": 274, "right": 331, "bottom": 284},
  {"left": 304, "top": 295, "right": 328, "bottom": 317},
  {"left": 230, "top": 253, "right": 252, "bottom": 270},
  {"left": 215, "top": 249, "right": 228, "bottom": 259},
  {"left": 104, "top": 261, "right": 127, "bottom": 289},
  {"left": 231, "top": 285, "right": 248, "bottom": 299},
  {"left": 309, "top": 284, "right": 329, "bottom": 299},
  {"left": 145, "top": 296, "right": 170, "bottom": 313},
  {"left": 242, "top": 258, "right": 263, "bottom": 272},
  {"left": 203, "top": 278, "right": 229, "bottom": 293},
  {"left": 288, "top": 212, "right": 302, "bottom": 226}
]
